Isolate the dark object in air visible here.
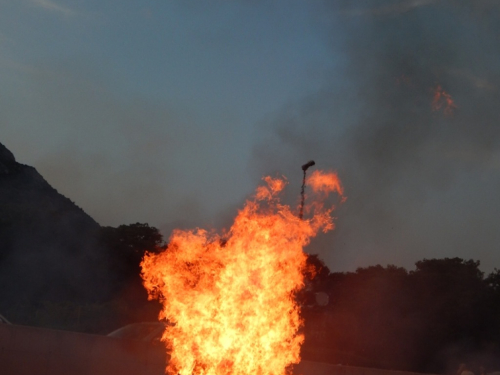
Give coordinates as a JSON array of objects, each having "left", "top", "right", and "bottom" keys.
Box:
[
  {"left": 302, "top": 160, "right": 315, "bottom": 171},
  {"left": 299, "top": 160, "right": 315, "bottom": 219}
]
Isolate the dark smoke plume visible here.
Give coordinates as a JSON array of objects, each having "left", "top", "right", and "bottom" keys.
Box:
[{"left": 252, "top": 1, "right": 500, "bottom": 271}]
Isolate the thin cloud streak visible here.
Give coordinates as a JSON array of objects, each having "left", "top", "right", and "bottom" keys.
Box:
[
  {"left": 341, "top": 0, "right": 440, "bottom": 16},
  {"left": 448, "top": 68, "right": 497, "bottom": 91},
  {"left": 29, "top": 0, "right": 75, "bottom": 16}
]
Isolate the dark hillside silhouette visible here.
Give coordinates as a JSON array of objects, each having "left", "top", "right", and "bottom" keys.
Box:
[
  {"left": 0, "top": 142, "right": 109, "bottom": 307},
  {"left": 0, "top": 142, "right": 161, "bottom": 332}
]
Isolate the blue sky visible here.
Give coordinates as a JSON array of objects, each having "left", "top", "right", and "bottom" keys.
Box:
[
  {"left": 0, "top": 1, "right": 336, "bottom": 222},
  {"left": 2, "top": 0, "right": 500, "bottom": 272}
]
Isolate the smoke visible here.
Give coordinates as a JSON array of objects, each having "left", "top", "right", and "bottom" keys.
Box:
[
  {"left": 3, "top": 0, "right": 500, "bottom": 274},
  {"left": 251, "top": 1, "right": 500, "bottom": 271}
]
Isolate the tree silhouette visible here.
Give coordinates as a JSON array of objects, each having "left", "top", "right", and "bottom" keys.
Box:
[
  {"left": 300, "top": 258, "right": 500, "bottom": 373},
  {"left": 99, "top": 223, "right": 165, "bottom": 325},
  {"left": 101, "top": 222, "right": 164, "bottom": 278}
]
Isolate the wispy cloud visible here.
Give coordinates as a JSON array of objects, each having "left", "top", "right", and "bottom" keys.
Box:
[
  {"left": 341, "top": 0, "right": 500, "bottom": 17},
  {"left": 343, "top": 0, "right": 440, "bottom": 16},
  {"left": 29, "top": 0, "right": 75, "bottom": 16},
  {"left": 448, "top": 68, "right": 497, "bottom": 91}
]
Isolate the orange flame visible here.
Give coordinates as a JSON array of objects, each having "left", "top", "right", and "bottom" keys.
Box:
[
  {"left": 307, "top": 170, "right": 343, "bottom": 196},
  {"left": 141, "top": 171, "right": 343, "bottom": 375},
  {"left": 432, "top": 85, "right": 457, "bottom": 115}
]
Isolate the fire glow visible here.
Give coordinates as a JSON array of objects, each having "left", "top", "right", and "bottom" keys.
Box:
[
  {"left": 141, "top": 171, "right": 344, "bottom": 375},
  {"left": 432, "top": 84, "right": 457, "bottom": 115}
]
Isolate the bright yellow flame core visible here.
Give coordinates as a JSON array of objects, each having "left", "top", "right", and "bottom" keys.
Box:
[{"left": 141, "top": 172, "right": 343, "bottom": 375}]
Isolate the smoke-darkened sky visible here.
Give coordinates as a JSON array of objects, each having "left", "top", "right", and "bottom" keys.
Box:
[{"left": 2, "top": 0, "right": 500, "bottom": 272}]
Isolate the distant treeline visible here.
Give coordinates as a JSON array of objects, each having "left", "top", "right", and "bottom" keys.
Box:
[
  {"left": 301, "top": 255, "right": 500, "bottom": 374},
  {"left": 3, "top": 219, "right": 500, "bottom": 374},
  {"left": 1, "top": 223, "right": 165, "bottom": 334}
]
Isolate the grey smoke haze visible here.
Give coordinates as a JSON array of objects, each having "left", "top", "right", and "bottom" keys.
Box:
[
  {"left": 2, "top": 1, "right": 500, "bottom": 273},
  {"left": 252, "top": 1, "right": 500, "bottom": 271}
]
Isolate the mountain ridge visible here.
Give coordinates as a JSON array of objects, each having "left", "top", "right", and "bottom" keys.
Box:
[{"left": 0, "top": 141, "right": 109, "bottom": 310}]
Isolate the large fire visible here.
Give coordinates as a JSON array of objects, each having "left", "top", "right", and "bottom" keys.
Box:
[{"left": 141, "top": 171, "right": 344, "bottom": 375}]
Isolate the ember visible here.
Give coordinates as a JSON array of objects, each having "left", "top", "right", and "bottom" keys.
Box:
[
  {"left": 432, "top": 84, "right": 457, "bottom": 115},
  {"left": 141, "top": 170, "right": 343, "bottom": 375}
]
